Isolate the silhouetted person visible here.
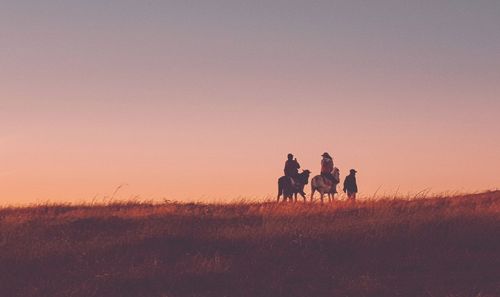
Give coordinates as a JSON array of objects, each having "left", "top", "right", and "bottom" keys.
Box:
[
  {"left": 320, "top": 152, "right": 335, "bottom": 183},
  {"left": 284, "top": 153, "right": 300, "bottom": 179},
  {"left": 343, "top": 169, "right": 358, "bottom": 200}
]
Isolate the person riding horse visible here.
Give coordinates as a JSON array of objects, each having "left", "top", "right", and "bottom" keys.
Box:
[
  {"left": 320, "top": 152, "right": 336, "bottom": 183},
  {"left": 310, "top": 152, "right": 340, "bottom": 202},
  {"left": 284, "top": 153, "right": 300, "bottom": 184},
  {"left": 278, "top": 153, "right": 309, "bottom": 202}
]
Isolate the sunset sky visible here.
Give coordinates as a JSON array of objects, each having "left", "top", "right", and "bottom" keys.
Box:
[{"left": 1, "top": 1, "right": 499, "bottom": 204}]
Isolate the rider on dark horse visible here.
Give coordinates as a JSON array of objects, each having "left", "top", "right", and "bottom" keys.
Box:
[
  {"left": 279, "top": 153, "right": 308, "bottom": 201},
  {"left": 284, "top": 153, "right": 300, "bottom": 184}
]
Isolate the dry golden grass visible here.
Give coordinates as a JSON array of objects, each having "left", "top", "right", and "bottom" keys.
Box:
[{"left": 1, "top": 191, "right": 499, "bottom": 297}]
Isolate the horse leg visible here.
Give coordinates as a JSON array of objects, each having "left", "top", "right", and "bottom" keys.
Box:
[
  {"left": 310, "top": 188, "right": 315, "bottom": 202},
  {"left": 300, "top": 191, "right": 306, "bottom": 203},
  {"left": 294, "top": 192, "right": 298, "bottom": 203},
  {"left": 320, "top": 191, "right": 324, "bottom": 203}
]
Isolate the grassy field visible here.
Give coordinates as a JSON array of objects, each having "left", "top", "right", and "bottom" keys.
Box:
[{"left": 1, "top": 191, "right": 499, "bottom": 297}]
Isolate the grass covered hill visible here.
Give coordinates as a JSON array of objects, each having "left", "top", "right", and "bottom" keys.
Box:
[{"left": 1, "top": 191, "right": 499, "bottom": 297}]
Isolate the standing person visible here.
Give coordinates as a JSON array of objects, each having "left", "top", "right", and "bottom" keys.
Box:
[
  {"left": 320, "top": 152, "right": 334, "bottom": 182},
  {"left": 284, "top": 153, "right": 300, "bottom": 180},
  {"left": 343, "top": 169, "right": 358, "bottom": 200}
]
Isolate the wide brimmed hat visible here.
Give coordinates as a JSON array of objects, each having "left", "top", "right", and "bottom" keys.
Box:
[
  {"left": 321, "top": 152, "right": 332, "bottom": 158},
  {"left": 350, "top": 169, "right": 357, "bottom": 173}
]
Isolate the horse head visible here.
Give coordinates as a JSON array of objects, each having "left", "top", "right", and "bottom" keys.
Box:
[{"left": 301, "top": 169, "right": 311, "bottom": 184}]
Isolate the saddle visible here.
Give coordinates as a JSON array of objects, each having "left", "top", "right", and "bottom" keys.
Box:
[{"left": 321, "top": 175, "right": 334, "bottom": 186}]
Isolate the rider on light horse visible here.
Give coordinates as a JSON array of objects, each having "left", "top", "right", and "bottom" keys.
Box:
[
  {"left": 320, "top": 152, "right": 340, "bottom": 191},
  {"left": 309, "top": 152, "right": 340, "bottom": 202}
]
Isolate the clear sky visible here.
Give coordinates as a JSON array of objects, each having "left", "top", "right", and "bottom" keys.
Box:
[{"left": 1, "top": 1, "right": 499, "bottom": 204}]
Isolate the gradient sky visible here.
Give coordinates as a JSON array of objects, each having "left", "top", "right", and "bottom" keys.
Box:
[{"left": 1, "top": 1, "right": 499, "bottom": 204}]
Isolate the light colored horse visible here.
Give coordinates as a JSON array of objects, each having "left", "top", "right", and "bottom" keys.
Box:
[{"left": 310, "top": 168, "right": 340, "bottom": 203}]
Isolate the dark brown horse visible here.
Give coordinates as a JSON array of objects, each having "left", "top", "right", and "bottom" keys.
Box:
[{"left": 277, "top": 170, "right": 311, "bottom": 202}]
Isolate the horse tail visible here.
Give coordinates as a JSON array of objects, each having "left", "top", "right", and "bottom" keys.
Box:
[{"left": 277, "top": 178, "right": 283, "bottom": 202}]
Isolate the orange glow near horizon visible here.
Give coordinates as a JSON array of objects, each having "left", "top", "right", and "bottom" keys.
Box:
[{"left": 2, "top": 85, "right": 498, "bottom": 205}]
